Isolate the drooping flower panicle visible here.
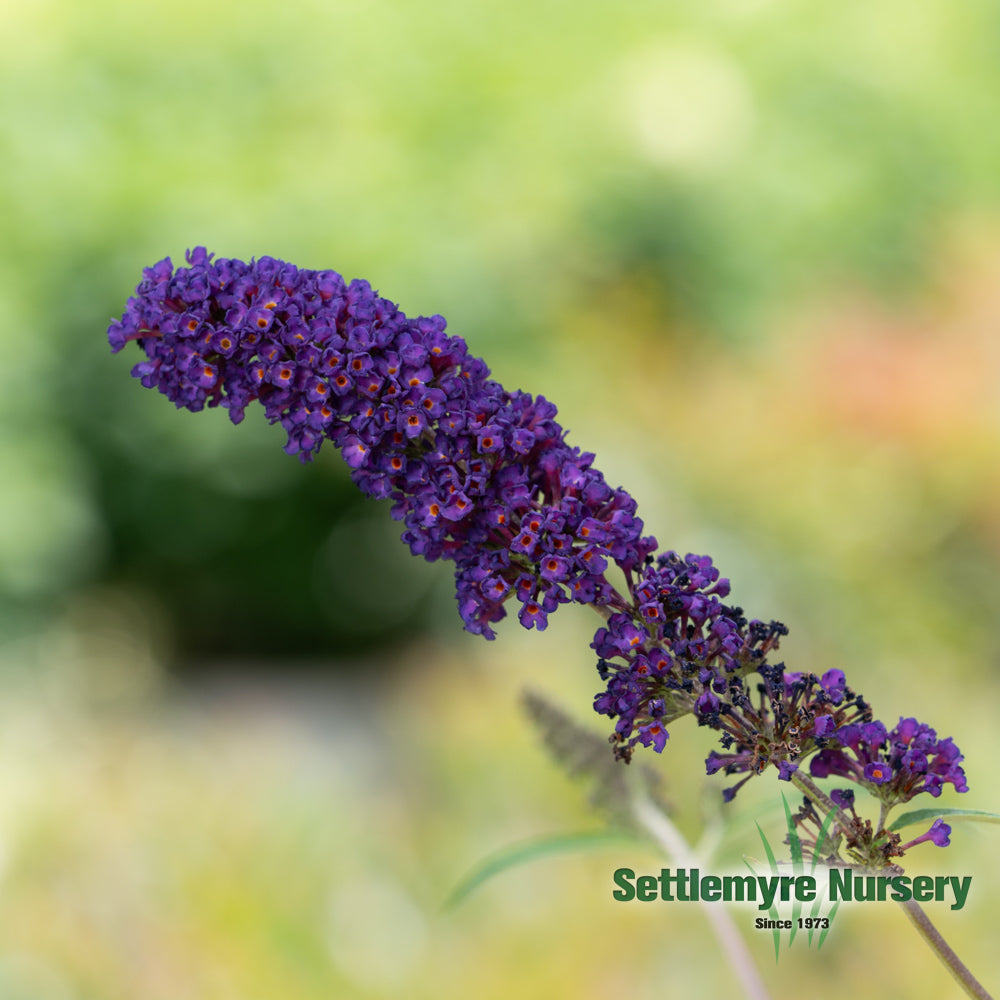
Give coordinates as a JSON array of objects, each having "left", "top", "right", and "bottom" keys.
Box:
[
  {"left": 109, "top": 248, "right": 968, "bottom": 854},
  {"left": 109, "top": 248, "right": 654, "bottom": 642}
]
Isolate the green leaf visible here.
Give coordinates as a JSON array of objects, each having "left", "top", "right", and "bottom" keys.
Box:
[
  {"left": 887, "top": 807, "right": 1000, "bottom": 833},
  {"left": 443, "top": 831, "right": 641, "bottom": 911}
]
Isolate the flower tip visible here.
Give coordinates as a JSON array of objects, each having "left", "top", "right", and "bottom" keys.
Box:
[
  {"left": 777, "top": 760, "right": 799, "bottom": 781},
  {"left": 108, "top": 321, "right": 126, "bottom": 353},
  {"left": 928, "top": 818, "right": 952, "bottom": 847}
]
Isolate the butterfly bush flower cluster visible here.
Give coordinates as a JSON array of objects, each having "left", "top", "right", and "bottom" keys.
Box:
[
  {"left": 108, "top": 248, "right": 655, "bottom": 642},
  {"left": 109, "top": 248, "right": 967, "bottom": 860}
]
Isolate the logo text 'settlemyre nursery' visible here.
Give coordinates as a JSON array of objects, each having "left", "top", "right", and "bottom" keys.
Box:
[
  {"left": 608, "top": 799, "right": 975, "bottom": 959},
  {"left": 611, "top": 867, "right": 973, "bottom": 910},
  {"left": 608, "top": 799, "right": 974, "bottom": 960}
]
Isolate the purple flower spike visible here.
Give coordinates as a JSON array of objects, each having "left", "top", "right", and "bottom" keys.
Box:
[
  {"left": 110, "top": 248, "right": 654, "bottom": 649},
  {"left": 110, "top": 248, "right": 972, "bottom": 811}
]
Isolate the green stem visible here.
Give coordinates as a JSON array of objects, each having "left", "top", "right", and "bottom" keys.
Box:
[
  {"left": 897, "top": 898, "right": 993, "bottom": 1000},
  {"left": 790, "top": 771, "right": 992, "bottom": 997},
  {"left": 630, "top": 786, "right": 772, "bottom": 1000},
  {"left": 876, "top": 800, "right": 889, "bottom": 833},
  {"left": 788, "top": 770, "right": 840, "bottom": 817}
]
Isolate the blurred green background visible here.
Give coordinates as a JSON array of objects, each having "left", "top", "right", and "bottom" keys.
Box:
[{"left": 2, "top": 0, "right": 999, "bottom": 996}]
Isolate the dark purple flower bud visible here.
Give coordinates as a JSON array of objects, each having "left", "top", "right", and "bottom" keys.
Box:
[
  {"left": 813, "top": 714, "right": 836, "bottom": 738},
  {"left": 777, "top": 760, "right": 799, "bottom": 781},
  {"left": 830, "top": 788, "right": 855, "bottom": 809},
  {"left": 810, "top": 749, "right": 855, "bottom": 779},
  {"left": 821, "top": 669, "right": 846, "bottom": 704},
  {"left": 695, "top": 689, "right": 720, "bottom": 717}
]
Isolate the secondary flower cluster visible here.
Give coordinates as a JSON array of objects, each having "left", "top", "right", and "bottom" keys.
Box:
[
  {"left": 702, "top": 665, "right": 873, "bottom": 801},
  {"left": 810, "top": 717, "right": 968, "bottom": 802},
  {"left": 109, "top": 249, "right": 968, "bottom": 844},
  {"left": 591, "top": 551, "right": 784, "bottom": 761}
]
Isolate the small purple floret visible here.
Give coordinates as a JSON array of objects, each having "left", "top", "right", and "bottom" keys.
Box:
[
  {"left": 863, "top": 761, "right": 892, "bottom": 785},
  {"left": 901, "top": 817, "right": 952, "bottom": 851},
  {"left": 777, "top": 760, "right": 799, "bottom": 781}
]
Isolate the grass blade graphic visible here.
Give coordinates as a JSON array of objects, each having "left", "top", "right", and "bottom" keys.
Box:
[
  {"left": 750, "top": 820, "right": 782, "bottom": 961},
  {"left": 807, "top": 804, "right": 841, "bottom": 945},
  {"left": 817, "top": 899, "right": 840, "bottom": 950},
  {"left": 781, "top": 793, "right": 803, "bottom": 946}
]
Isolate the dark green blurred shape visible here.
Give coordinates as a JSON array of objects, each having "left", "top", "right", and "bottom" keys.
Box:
[{"left": 4, "top": 0, "right": 1000, "bottom": 671}]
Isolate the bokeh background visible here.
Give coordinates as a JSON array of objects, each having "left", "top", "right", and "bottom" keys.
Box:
[{"left": 2, "top": 0, "right": 999, "bottom": 996}]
